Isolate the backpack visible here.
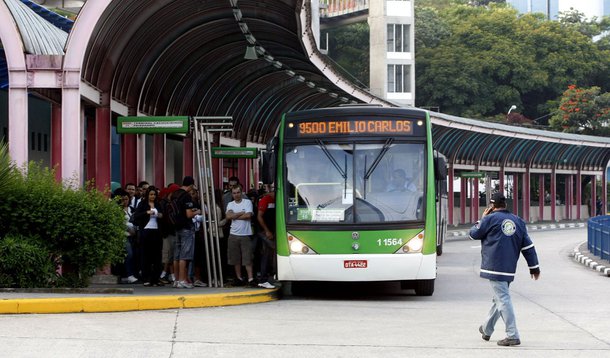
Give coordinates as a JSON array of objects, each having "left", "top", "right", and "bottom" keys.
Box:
[{"left": 163, "top": 189, "right": 187, "bottom": 232}]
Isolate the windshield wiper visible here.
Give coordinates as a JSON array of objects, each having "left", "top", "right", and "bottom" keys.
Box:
[
  {"left": 363, "top": 138, "right": 394, "bottom": 197},
  {"left": 317, "top": 139, "right": 348, "bottom": 198}
]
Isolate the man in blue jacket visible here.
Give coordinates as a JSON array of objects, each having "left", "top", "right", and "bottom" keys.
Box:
[{"left": 469, "top": 192, "right": 541, "bottom": 347}]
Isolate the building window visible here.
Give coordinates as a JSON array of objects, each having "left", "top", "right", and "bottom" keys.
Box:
[
  {"left": 31, "top": 132, "right": 35, "bottom": 150},
  {"left": 387, "top": 24, "right": 410, "bottom": 52},
  {"left": 387, "top": 64, "right": 411, "bottom": 93}
]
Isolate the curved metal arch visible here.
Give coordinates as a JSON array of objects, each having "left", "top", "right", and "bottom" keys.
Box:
[
  {"left": 141, "top": 22, "right": 245, "bottom": 114},
  {"left": 83, "top": 1, "right": 165, "bottom": 90},
  {"left": 113, "top": 3, "right": 234, "bottom": 105},
  {"left": 481, "top": 135, "right": 512, "bottom": 166},
  {"left": 460, "top": 132, "right": 488, "bottom": 165}
]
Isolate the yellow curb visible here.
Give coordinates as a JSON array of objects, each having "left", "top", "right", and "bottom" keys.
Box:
[{"left": 0, "top": 288, "right": 280, "bottom": 314}]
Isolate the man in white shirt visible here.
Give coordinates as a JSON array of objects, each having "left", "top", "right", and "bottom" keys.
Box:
[{"left": 226, "top": 185, "right": 255, "bottom": 287}]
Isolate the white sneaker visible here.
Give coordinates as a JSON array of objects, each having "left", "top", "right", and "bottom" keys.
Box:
[
  {"left": 159, "top": 271, "right": 167, "bottom": 279},
  {"left": 193, "top": 280, "right": 208, "bottom": 287},
  {"left": 258, "top": 281, "right": 275, "bottom": 289},
  {"left": 126, "top": 275, "right": 139, "bottom": 284},
  {"left": 177, "top": 281, "right": 194, "bottom": 289},
  {"left": 170, "top": 274, "right": 176, "bottom": 282}
]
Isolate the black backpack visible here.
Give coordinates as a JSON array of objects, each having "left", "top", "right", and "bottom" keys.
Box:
[{"left": 163, "top": 189, "right": 187, "bottom": 231}]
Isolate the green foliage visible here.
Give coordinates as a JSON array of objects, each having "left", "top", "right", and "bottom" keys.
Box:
[
  {"left": 325, "top": 23, "right": 370, "bottom": 87},
  {"left": 415, "top": 4, "right": 610, "bottom": 121},
  {"left": 0, "top": 142, "right": 15, "bottom": 193},
  {"left": 549, "top": 85, "right": 610, "bottom": 135},
  {"left": 0, "top": 162, "right": 126, "bottom": 287},
  {"left": 0, "top": 234, "right": 57, "bottom": 288},
  {"left": 414, "top": 6, "right": 451, "bottom": 50}
]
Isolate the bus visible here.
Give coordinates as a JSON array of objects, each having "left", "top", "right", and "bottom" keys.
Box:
[{"left": 262, "top": 106, "right": 447, "bottom": 295}]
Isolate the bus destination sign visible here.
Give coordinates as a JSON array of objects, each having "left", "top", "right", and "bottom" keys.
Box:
[{"left": 292, "top": 119, "right": 414, "bottom": 137}]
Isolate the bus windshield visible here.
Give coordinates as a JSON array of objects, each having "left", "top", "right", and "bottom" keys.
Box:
[{"left": 285, "top": 141, "right": 425, "bottom": 224}]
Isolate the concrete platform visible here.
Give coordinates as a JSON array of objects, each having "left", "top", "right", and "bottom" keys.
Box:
[{"left": 0, "top": 284, "right": 280, "bottom": 314}]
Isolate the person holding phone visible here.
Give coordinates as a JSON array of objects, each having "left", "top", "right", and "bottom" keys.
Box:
[{"left": 469, "top": 192, "right": 541, "bottom": 347}]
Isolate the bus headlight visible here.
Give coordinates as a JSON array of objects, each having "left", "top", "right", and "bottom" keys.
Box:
[
  {"left": 394, "top": 231, "right": 424, "bottom": 254},
  {"left": 288, "top": 233, "right": 317, "bottom": 255}
]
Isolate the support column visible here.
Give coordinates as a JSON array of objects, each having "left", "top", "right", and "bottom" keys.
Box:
[
  {"left": 153, "top": 134, "right": 165, "bottom": 188},
  {"left": 512, "top": 174, "right": 519, "bottom": 214},
  {"left": 499, "top": 167, "right": 505, "bottom": 196},
  {"left": 7, "top": 84, "right": 28, "bottom": 169},
  {"left": 121, "top": 134, "right": 137, "bottom": 186},
  {"left": 137, "top": 134, "right": 146, "bottom": 183},
  {"left": 538, "top": 174, "right": 544, "bottom": 222},
  {"left": 61, "top": 76, "right": 84, "bottom": 185},
  {"left": 576, "top": 172, "right": 582, "bottom": 219},
  {"left": 238, "top": 158, "right": 248, "bottom": 190},
  {"left": 51, "top": 104, "right": 62, "bottom": 183},
  {"left": 95, "top": 107, "right": 111, "bottom": 193},
  {"left": 448, "top": 166, "right": 454, "bottom": 226},
  {"left": 183, "top": 135, "right": 193, "bottom": 179},
  {"left": 523, "top": 171, "right": 531, "bottom": 222},
  {"left": 563, "top": 174, "right": 574, "bottom": 220},
  {"left": 550, "top": 170, "right": 556, "bottom": 221},
  {"left": 86, "top": 116, "right": 96, "bottom": 183},
  {"left": 603, "top": 169, "right": 607, "bottom": 216},
  {"left": 589, "top": 175, "right": 597, "bottom": 217},
  {"left": 460, "top": 177, "right": 467, "bottom": 224},
  {"left": 473, "top": 177, "right": 480, "bottom": 222}
]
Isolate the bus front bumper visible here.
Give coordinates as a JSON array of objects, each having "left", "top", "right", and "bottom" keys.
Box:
[{"left": 277, "top": 253, "right": 436, "bottom": 282}]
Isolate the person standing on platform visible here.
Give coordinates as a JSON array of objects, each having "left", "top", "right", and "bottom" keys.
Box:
[
  {"left": 469, "top": 192, "right": 541, "bottom": 347},
  {"left": 226, "top": 184, "right": 255, "bottom": 287}
]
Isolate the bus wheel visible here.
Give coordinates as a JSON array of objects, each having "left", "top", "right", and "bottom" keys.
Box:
[{"left": 414, "top": 279, "right": 435, "bottom": 296}]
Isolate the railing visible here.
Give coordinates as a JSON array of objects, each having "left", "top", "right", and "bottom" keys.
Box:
[
  {"left": 320, "top": 0, "right": 369, "bottom": 17},
  {"left": 588, "top": 216, "right": 610, "bottom": 261}
]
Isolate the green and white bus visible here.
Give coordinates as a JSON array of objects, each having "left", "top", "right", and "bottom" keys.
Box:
[{"left": 263, "top": 106, "right": 447, "bottom": 296}]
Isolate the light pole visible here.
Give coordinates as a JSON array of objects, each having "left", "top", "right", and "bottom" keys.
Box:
[{"left": 507, "top": 105, "right": 517, "bottom": 115}]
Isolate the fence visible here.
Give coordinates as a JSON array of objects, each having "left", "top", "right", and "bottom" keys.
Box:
[{"left": 588, "top": 216, "right": 610, "bottom": 261}]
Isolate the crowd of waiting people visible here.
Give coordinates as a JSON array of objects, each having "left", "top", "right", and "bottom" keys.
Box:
[{"left": 110, "top": 176, "right": 276, "bottom": 289}]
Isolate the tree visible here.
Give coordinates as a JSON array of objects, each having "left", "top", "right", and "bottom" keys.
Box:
[
  {"left": 325, "top": 23, "right": 370, "bottom": 87},
  {"left": 415, "top": 4, "right": 610, "bottom": 121},
  {"left": 414, "top": 6, "right": 451, "bottom": 51},
  {"left": 549, "top": 85, "right": 610, "bottom": 135}
]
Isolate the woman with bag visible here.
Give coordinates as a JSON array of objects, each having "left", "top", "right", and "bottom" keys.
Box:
[{"left": 133, "top": 186, "right": 164, "bottom": 286}]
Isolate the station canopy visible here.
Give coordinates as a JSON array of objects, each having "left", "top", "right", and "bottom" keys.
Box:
[{"left": 3, "top": 0, "right": 610, "bottom": 173}]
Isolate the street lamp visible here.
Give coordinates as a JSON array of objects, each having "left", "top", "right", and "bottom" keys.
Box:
[{"left": 507, "top": 105, "right": 517, "bottom": 115}]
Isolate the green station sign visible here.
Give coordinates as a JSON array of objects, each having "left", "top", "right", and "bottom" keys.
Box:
[
  {"left": 117, "top": 116, "right": 190, "bottom": 134},
  {"left": 458, "top": 171, "right": 486, "bottom": 179},
  {"left": 211, "top": 147, "right": 258, "bottom": 159}
]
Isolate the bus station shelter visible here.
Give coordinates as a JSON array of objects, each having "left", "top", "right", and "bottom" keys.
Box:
[{"left": 1, "top": 0, "right": 610, "bottom": 224}]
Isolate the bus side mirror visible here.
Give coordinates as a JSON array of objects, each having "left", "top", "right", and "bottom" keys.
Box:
[
  {"left": 434, "top": 156, "right": 447, "bottom": 180},
  {"left": 261, "top": 137, "right": 278, "bottom": 184}
]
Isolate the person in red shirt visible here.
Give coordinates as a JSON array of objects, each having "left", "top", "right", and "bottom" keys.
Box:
[{"left": 256, "top": 184, "right": 276, "bottom": 289}]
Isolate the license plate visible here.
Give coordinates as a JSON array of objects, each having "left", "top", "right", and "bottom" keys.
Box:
[{"left": 344, "top": 260, "right": 368, "bottom": 269}]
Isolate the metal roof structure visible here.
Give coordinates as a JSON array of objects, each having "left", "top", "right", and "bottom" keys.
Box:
[
  {"left": 4, "top": 0, "right": 68, "bottom": 55},
  {"left": 1, "top": 0, "right": 609, "bottom": 190},
  {"left": 431, "top": 112, "right": 610, "bottom": 174},
  {"left": 80, "top": 0, "right": 390, "bottom": 145}
]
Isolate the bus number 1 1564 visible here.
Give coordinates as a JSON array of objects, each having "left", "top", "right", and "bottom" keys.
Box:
[{"left": 377, "top": 238, "right": 403, "bottom": 246}]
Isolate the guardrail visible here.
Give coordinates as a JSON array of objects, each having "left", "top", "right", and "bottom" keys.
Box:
[
  {"left": 320, "top": 0, "right": 369, "bottom": 17},
  {"left": 588, "top": 216, "right": 610, "bottom": 261}
]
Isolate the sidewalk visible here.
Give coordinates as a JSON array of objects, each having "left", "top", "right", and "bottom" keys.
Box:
[{"left": 0, "top": 283, "right": 280, "bottom": 314}]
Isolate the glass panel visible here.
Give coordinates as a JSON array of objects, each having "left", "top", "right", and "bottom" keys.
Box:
[
  {"left": 387, "top": 65, "right": 395, "bottom": 93},
  {"left": 395, "top": 25, "right": 402, "bottom": 52},
  {"left": 403, "top": 25, "right": 410, "bottom": 52},
  {"left": 387, "top": 24, "right": 394, "bottom": 52},
  {"left": 285, "top": 143, "right": 353, "bottom": 224},
  {"left": 354, "top": 143, "right": 425, "bottom": 222},
  {"left": 284, "top": 142, "right": 425, "bottom": 224},
  {"left": 403, "top": 65, "right": 411, "bottom": 92},
  {"left": 396, "top": 65, "right": 403, "bottom": 93}
]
